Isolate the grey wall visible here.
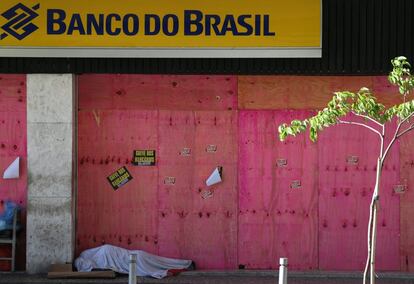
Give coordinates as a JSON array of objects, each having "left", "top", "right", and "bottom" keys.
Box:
[{"left": 26, "top": 74, "right": 74, "bottom": 273}]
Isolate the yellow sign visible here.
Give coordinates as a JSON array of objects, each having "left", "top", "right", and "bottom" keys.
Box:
[
  {"left": 133, "top": 150, "right": 156, "bottom": 166},
  {"left": 0, "top": 0, "right": 321, "bottom": 57},
  {"left": 107, "top": 166, "right": 133, "bottom": 190}
]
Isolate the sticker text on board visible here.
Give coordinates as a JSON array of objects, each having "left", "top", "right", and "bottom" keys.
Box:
[
  {"left": 107, "top": 166, "right": 133, "bottom": 190},
  {"left": 180, "top": 147, "right": 191, "bottom": 156},
  {"left": 206, "top": 145, "right": 217, "bottom": 153},
  {"left": 201, "top": 189, "right": 213, "bottom": 199},
  {"left": 347, "top": 155, "right": 359, "bottom": 165},
  {"left": 393, "top": 184, "right": 407, "bottom": 194},
  {"left": 133, "top": 150, "right": 156, "bottom": 166},
  {"left": 164, "top": 176, "right": 176, "bottom": 185},
  {"left": 290, "top": 180, "right": 301, "bottom": 189},
  {"left": 277, "top": 158, "right": 287, "bottom": 167}
]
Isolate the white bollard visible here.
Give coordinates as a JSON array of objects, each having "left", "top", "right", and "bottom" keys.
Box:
[
  {"left": 129, "top": 254, "right": 137, "bottom": 284},
  {"left": 278, "top": 258, "right": 288, "bottom": 284}
]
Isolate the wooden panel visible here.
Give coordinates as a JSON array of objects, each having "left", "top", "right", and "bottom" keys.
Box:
[
  {"left": 400, "top": 130, "right": 414, "bottom": 271},
  {"left": 0, "top": 75, "right": 26, "bottom": 271},
  {"left": 0, "top": 112, "right": 27, "bottom": 157},
  {"left": 0, "top": 75, "right": 26, "bottom": 112},
  {"left": 77, "top": 73, "right": 408, "bottom": 271},
  {"left": 192, "top": 111, "right": 238, "bottom": 269},
  {"left": 77, "top": 74, "right": 239, "bottom": 268},
  {"left": 77, "top": 110, "right": 159, "bottom": 255},
  {"left": 158, "top": 111, "right": 238, "bottom": 269},
  {"left": 238, "top": 110, "right": 318, "bottom": 270},
  {"left": 79, "top": 75, "right": 237, "bottom": 111},
  {"left": 238, "top": 76, "right": 403, "bottom": 110},
  {"left": 318, "top": 117, "right": 400, "bottom": 271},
  {"left": 157, "top": 111, "right": 196, "bottom": 258}
]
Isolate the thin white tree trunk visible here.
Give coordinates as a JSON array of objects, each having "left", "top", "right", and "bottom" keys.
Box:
[
  {"left": 369, "top": 159, "right": 382, "bottom": 284},
  {"left": 370, "top": 201, "right": 378, "bottom": 284},
  {"left": 363, "top": 201, "right": 374, "bottom": 284}
]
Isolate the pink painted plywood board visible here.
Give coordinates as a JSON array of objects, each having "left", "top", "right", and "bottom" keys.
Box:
[
  {"left": 79, "top": 75, "right": 237, "bottom": 111},
  {"left": 0, "top": 75, "right": 27, "bottom": 271},
  {"left": 157, "top": 110, "right": 238, "bottom": 269},
  {"left": 77, "top": 110, "right": 159, "bottom": 255},
  {"left": 238, "top": 110, "right": 318, "bottom": 270},
  {"left": 399, "top": 130, "right": 414, "bottom": 271},
  {"left": 318, "top": 116, "right": 400, "bottom": 271},
  {"left": 0, "top": 75, "right": 26, "bottom": 113}
]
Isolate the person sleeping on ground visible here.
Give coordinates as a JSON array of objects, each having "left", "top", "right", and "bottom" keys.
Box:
[{"left": 74, "top": 244, "right": 195, "bottom": 279}]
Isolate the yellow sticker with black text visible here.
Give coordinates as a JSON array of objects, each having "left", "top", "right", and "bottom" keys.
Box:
[{"left": 107, "top": 166, "right": 133, "bottom": 190}]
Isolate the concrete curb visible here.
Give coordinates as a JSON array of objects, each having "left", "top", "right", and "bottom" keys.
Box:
[
  {"left": 181, "top": 270, "right": 414, "bottom": 279},
  {"left": 1, "top": 271, "right": 414, "bottom": 284}
]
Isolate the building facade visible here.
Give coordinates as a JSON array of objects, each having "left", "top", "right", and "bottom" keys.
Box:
[{"left": 0, "top": 0, "right": 414, "bottom": 273}]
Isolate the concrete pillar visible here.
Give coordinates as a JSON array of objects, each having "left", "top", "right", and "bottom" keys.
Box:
[{"left": 26, "top": 74, "right": 75, "bottom": 273}]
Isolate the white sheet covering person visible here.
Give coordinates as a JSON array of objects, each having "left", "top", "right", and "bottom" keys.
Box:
[{"left": 74, "top": 244, "right": 193, "bottom": 279}]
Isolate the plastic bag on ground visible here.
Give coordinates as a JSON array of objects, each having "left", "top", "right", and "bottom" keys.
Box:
[
  {"left": 0, "top": 201, "right": 18, "bottom": 231},
  {"left": 74, "top": 244, "right": 192, "bottom": 279}
]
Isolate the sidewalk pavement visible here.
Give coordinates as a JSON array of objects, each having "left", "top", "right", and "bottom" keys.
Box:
[{"left": 1, "top": 270, "right": 414, "bottom": 284}]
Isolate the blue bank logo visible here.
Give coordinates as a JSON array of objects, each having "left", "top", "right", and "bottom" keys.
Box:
[{"left": 0, "top": 3, "right": 40, "bottom": 40}]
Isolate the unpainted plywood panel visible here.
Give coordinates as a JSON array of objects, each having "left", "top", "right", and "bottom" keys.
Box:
[
  {"left": 318, "top": 116, "right": 400, "bottom": 271},
  {"left": 238, "top": 76, "right": 403, "bottom": 110},
  {"left": 79, "top": 75, "right": 237, "bottom": 111},
  {"left": 238, "top": 110, "right": 318, "bottom": 270}
]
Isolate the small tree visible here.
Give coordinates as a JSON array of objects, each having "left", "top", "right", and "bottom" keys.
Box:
[{"left": 278, "top": 56, "right": 414, "bottom": 284}]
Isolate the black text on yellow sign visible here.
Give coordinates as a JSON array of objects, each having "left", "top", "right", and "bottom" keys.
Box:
[
  {"left": 107, "top": 166, "right": 133, "bottom": 190},
  {"left": 0, "top": 0, "right": 321, "bottom": 48},
  {"left": 48, "top": 11, "right": 275, "bottom": 37},
  {"left": 133, "top": 150, "right": 156, "bottom": 166}
]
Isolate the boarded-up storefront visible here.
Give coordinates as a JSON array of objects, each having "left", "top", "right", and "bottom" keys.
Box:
[{"left": 76, "top": 75, "right": 407, "bottom": 271}]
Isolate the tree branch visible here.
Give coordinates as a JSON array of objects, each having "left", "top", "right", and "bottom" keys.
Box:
[
  {"left": 382, "top": 130, "right": 399, "bottom": 162},
  {"left": 398, "top": 111, "right": 414, "bottom": 129},
  {"left": 382, "top": 116, "right": 414, "bottom": 163},
  {"left": 380, "top": 128, "right": 385, "bottom": 162},
  {"left": 351, "top": 111, "right": 384, "bottom": 127},
  {"left": 394, "top": 110, "right": 414, "bottom": 139},
  {"left": 337, "top": 120, "right": 383, "bottom": 138},
  {"left": 397, "top": 123, "right": 414, "bottom": 138}
]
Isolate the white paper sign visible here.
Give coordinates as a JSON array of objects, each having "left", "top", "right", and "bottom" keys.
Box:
[
  {"left": 206, "top": 166, "right": 222, "bottom": 187},
  {"left": 3, "top": 157, "right": 20, "bottom": 179}
]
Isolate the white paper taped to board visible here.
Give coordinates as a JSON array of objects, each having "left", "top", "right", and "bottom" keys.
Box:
[
  {"left": 3, "top": 157, "right": 19, "bottom": 179},
  {"left": 206, "top": 166, "right": 222, "bottom": 187}
]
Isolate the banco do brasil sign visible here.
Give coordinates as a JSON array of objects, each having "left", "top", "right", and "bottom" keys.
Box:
[{"left": 0, "top": 0, "right": 321, "bottom": 58}]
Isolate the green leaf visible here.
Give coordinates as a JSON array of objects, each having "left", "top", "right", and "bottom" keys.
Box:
[{"left": 389, "top": 56, "right": 414, "bottom": 96}]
